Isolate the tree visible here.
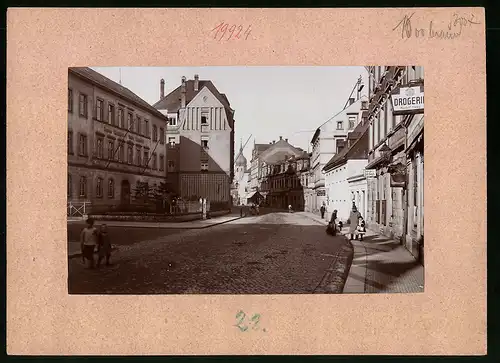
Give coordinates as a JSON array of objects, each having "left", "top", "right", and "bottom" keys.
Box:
[{"left": 133, "top": 181, "right": 156, "bottom": 204}]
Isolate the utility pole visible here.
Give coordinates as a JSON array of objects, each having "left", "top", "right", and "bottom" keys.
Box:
[{"left": 342, "top": 75, "right": 363, "bottom": 110}]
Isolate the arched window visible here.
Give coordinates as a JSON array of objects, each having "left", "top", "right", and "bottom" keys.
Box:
[
  {"left": 79, "top": 176, "right": 87, "bottom": 197},
  {"left": 67, "top": 174, "right": 72, "bottom": 198},
  {"left": 108, "top": 179, "right": 115, "bottom": 198},
  {"left": 96, "top": 177, "right": 103, "bottom": 198}
]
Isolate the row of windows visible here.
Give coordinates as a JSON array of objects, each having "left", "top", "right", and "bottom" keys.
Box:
[
  {"left": 262, "top": 176, "right": 302, "bottom": 190},
  {"left": 68, "top": 131, "right": 166, "bottom": 171},
  {"left": 68, "top": 89, "right": 165, "bottom": 143},
  {"left": 68, "top": 174, "right": 115, "bottom": 199},
  {"left": 335, "top": 115, "right": 358, "bottom": 131}
]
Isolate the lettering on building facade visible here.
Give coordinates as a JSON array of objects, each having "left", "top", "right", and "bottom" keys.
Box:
[{"left": 391, "top": 85, "right": 424, "bottom": 115}]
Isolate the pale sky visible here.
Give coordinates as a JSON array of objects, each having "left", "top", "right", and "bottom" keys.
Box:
[{"left": 92, "top": 66, "right": 366, "bottom": 164}]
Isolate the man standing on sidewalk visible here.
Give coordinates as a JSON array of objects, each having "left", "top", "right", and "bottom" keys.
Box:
[{"left": 320, "top": 203, "right": 326, "bottom": 219}]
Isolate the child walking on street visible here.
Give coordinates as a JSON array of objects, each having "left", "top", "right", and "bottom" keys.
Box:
[
  {"left": 356, "top": 216, "right": 366, "bottom": 241},
  {"left": 97, "top": 224, "right": 112, "bottom": 267},
  {"left": 80, "top": 218, "right": 98, "bottom": 269}
]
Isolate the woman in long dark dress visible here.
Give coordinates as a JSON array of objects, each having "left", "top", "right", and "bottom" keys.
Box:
[{"left": 348, "top": 205, "right": 362, "bottom": 240}]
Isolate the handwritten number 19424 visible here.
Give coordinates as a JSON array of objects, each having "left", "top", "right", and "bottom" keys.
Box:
[{"left": 212, "top": 22, "right": 252, "bottom": 41}]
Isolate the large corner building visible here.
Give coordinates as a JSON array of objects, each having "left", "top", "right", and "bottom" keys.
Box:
[
  {"left": 67, "top": 67, "right": 169, "bottom": 215},
  {"left": 153, "top": 75, "right": 235, "bottom": 206}
]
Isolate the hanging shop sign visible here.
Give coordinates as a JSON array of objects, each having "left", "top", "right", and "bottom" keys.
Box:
[
  {"left": 390, "top": 85, "right": 424, "bottom": 115},
  {"left": 388, "top": 162, "right": 407, "bottom": 187},
  {"left": 364, "top": 169, "right": 376, "bottom": 178}
]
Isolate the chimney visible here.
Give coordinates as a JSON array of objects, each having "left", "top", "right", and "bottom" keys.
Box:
[
  {"left": 279, "top": 136, "right": 283, "bottom": 140},
  {"left": 349, "top": 97, "right": 355, "bottom": 106},
  {"left": 194, "top": 74, "right": 199, "bottom": 91},
  {"left": 273, "top": 140, "right": 275, "bottom": 144},
  {"left": 285, "top": 138, "right": 288, "bottom": 142},
  {"left": 160, "top": 79, "right": 165, "bottom": 100},
  {"left": 181, "top": 76, "right": 186, "bottom": 108}
]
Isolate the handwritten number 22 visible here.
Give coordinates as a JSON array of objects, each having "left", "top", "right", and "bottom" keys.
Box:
[
  {"left": 235, "top": 310, "right": 248, "bottom": 331},
  {"left": 250, "top": 313, "right": 261, "bottom": 330}
]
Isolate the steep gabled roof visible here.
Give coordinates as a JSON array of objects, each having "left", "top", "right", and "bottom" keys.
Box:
[
  {"left": 322, "top": 120, "right": 370, "bottom": 172},
  {"left": 71, "top": 67, "right": 168, "bottom": 120},
  {"left": 153, "top": 79, "right": 234, "bottom": 128},
  {"left": 252, "top": 143, "right": 272, "bottom": 156},
  {"left": 310, "top": 95, "right": 368, "bottom": 145},
  {"left": 259, "top": 138, "right": 304, "bottom": 165}
]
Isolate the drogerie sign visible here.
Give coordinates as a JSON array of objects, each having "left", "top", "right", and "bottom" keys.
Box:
[{"left": 391, "top": 85, "right": 424, "bottom": 115}]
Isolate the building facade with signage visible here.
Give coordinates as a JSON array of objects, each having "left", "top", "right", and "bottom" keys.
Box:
[
  {"left": 67, "top": 67, "right": 169, "bottom": 214},
  {"left": 153, "top": 75, "right": 235, "bottom": 205},
  {"left": 364, "top": 65, "right": 424, "bottom": 262}
]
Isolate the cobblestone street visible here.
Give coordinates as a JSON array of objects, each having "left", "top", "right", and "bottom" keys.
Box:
[{"left": 68, "top": 212, "right": 351, "bottom": 294}]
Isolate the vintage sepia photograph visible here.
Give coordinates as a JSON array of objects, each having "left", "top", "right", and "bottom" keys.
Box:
[{"left": 67, "top": 66, "right": 424, "bottom": 295}]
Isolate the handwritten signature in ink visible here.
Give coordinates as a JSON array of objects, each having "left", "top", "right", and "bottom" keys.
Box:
[{"left": 393, "top": 12, "right": 481, "bottom": 40}]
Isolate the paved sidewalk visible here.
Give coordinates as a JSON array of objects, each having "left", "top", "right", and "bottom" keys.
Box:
[
  {"left": 67, "top": 215, "right": 241, "bottom": 229},
  {"left": 303, "top": 212, "right": 424, "bottom": 293},
  {"left": 343, "top": 229, "right": 424, "bottom": 294}
]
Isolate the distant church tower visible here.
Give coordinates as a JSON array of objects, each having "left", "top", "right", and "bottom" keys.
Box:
[{"left": 235, "top": 138, "right": 248, "bottom": 181}]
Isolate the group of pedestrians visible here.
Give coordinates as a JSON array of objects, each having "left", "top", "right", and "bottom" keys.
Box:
[
  {"left": 321, "top": 202, "right": 366, "bottom": 241},
  {"left": 79, "top": 218, "right": 113, "bottom": 269}
]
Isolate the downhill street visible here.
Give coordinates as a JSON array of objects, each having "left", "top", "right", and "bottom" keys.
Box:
[{"left": 68, "top": 212, "right": 352, "bottom": 294}]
